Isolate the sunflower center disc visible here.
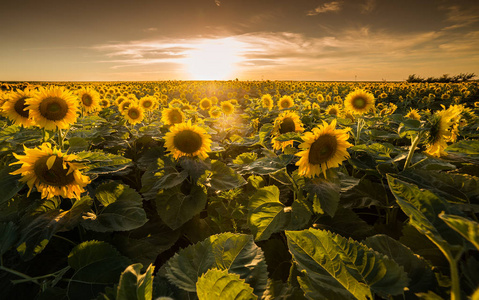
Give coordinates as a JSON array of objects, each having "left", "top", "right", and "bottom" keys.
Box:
[
  {"left": 279, "top": 117, "right": 296, "bottom": 134},
  {"left": 14, "top": 96, "right": 29, "bottom": 118},
  {"left": 170, "top": 110, "right": 183, "bottom": 123},
  {"left": 329, "top": 108, "right": 338, "bottom": 115},
  {"left": 128, "top": 109, "right": 139, "bottom": 119},
  {"left": 173, "top": 130, "right": 203, "bottom": 154},
  {"left": 308, "top": 134, "right": 338, "bottom": 165},
  {"left": 143, "top": 101, "right": 152, "bottom": 108},
  {"left": 82, "top": 94, "right": 93, "bottom": 106},
  {"left": 353, "top": 97, "right": 366, "bottom": 109},
  {"left": 39, "top": 97, "right": 69, "bottom": 120},
  {"left": 34, "top": 155, "right": 75, "bottom": 186}
]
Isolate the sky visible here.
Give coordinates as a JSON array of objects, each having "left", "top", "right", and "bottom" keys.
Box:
[{"left": 0, "top": 0, "right": 478, "bottom": 81}]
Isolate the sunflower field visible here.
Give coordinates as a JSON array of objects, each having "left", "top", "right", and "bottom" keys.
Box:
[{"left": 0, "top": 80, "right": 478, "bottom": 300}]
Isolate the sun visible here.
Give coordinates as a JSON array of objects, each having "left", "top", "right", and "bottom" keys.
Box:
[{"left": 185, "top": 38, "right": 241, "bottom": 80}]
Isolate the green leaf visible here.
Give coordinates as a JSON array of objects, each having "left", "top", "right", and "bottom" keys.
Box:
[
  {"left": 274, "top": 132, "right": 303, "bottom": 143},
  {"left": 239, "top": 154, "right": 294, "bottom": 175},
  {"left": 67, "top": 241, "right": 131, "bottom": 300},
  {"left": 165, "top": 232, "right": 267, "bottom": 297},
  {"left": 112, "top": 218, "right": 180, "bottom": 267},
  {"left": 196, "top": 268, "right": 256, "bottom": 300},
  {"left": 201, "top": 160, "right": 247, "bottom": 191},
  {"left": 286, "top": 228, "right": 408, "bottom": 299},
  {"left": 155, "top": 184, "right": 207, "bottom": 230},
  {"left": 16, "top": 196, "right": 93, "bottom": 260},
  {"left": 313, "top": 207, "right": 374, "bottom": 241},
  {"left": 0, "top": 221, "right": 17, "bottom": 256},
  {"left": 67, "top": 136, "right": 90, "bottom": 152},
  {"left": 75, "top": 151, "right": 132, "bottom": 174},
  {"left": 387, "top": 175, "right": 466, "bottom": 249},
  {"left": 446, "top": 140, "right": 479, "bottom": 155},
  {"left": 0, "top": 164, "right": 25, "bottom": 206},
  {"left": 248, "top": 185, "right": 290, "bottom": 241},
  {"left": 364, "top": 234, "right": 436, "bottom": 294},
  {"left": 116, "top": 263, "right": 155, "bottom": 300},
  {"left": 439, "top": 213, "right": 479, "bottom": 250},
  {"left": 82, "top": 182, "right": 147, "bottom": 232},
  {"left": 305, "top": 177, "right": 340, "bottom": 217},
  {"left": 232, "top": 152, "right": 258, "bottom": 165}
]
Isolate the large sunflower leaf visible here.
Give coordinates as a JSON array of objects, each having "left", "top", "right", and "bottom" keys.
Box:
[
  {"left": 248, "top": 185, "right": 290, "bottom": 241},
  {"left": 439, "top": 213, "right": 479, "bottom": 250},
  {"left": 165, "top": 232, "right": 267, "bottom": 297},
  {"left": 286, "top": 228, "right": 408, "bottom": 300},
  {"left": 82, "top": 182, "right": 147, "bottom": 232},
  {"left": 16, "top": 196, "right": 93, "bottom": 260},
  {"left": 67, "top": 240, "right": 131, "bottom": 300},
  {"left": 200, "top": 160, "right": 247, "bottom": 191},
  {"left": 304, "top": 177, "right": 340, "bottom": 217},
  {"left": 196, "top": 268, "right": 256, "bottom": 300},
  {"left": 155, "top": 183, "right": 207, "bottom": 230},
  {"left": 386, "top": 174, "right": 466, "bottom": 250},
  {"left": 74, "top": 151, "right": 132, "bottom": 175},
  {"left": 116, "top": 263, "right": 155, "bottom": 300},
  {"left": 0, "top": 164, "right": 24, "bottom": 207},
  {"left": 364, "top": 234, "right": 436, "bottom": 294}
]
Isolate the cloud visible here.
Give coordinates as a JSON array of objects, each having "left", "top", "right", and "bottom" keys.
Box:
[
  {"left": 361, "top": 0, "right": 375, "bottom": 14},
  {"left": 92, "top": 25, "right": 479, "bottom": 80},
  {"left": 307, "top": 1, "right": 342, "bottom": 16},
  {"left": 143, "top": 27, "right": 158, "bottom": 32},
  {"left": 442, "top": 5, "right": 479, "bottom": 30}
]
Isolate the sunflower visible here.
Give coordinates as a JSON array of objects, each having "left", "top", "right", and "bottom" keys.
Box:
[
  {"left": 164, "top": 120, "right": 212, "bottom": 160},
  {"left": 261, "top": 94, "right": 274, "bottom": 110},
  {"left": 296, "top": 119, "right": 352, "bottom": 178},
  {"left": 199, "top": 98, "right": 212, "bottom": 110},
  {"left": 115, "top": 96, "right": 128, "bottom": 106},
  {"left": 209, "top": 106, "right": 222, "bottom": 118},
  {"left": 2, "top": 88, "right": 35, "bottom": 127},
  {"left": 272, "top": 111, "right": 305, "bottom": 151},
  {"left": 278, "top": 95, "right": 294, "bottom": 109},
  {"left": 161, "top": 106, "right": 185, "bottom": 125},
  {"left": 344, "top": 89, "right": 375, "bottom": 115},
  {"left": 405, "top": 108, "right": 421, "bottom": 120},
  {"left": 425, "top": 105, "right": 462, "bottom": 157},
  {"left": 221, "top": 101, "right": 235, "bottom": 115},
  {"left": 77, "top": 87, "right": 101, "bottom": 114},
  {"left": 118, "top": 99, "right": 133, "bottom": 113},
  {"left": 99, "top": 98, "right": 110, "bottom": 109},
  {"left": 325, "top": 104, "right": 342, "bottom": 116},
  {"left": 139, "top": 95, "right": 157, "bottom": 111},
  {"left": 124, "top": 104, "right": 144, "bottom": 125},
  {"left": 26, "top": 86, "right": 79, "bottom": 130},
  {"left": 10, "top": 143, "right": 90, "bottom": 199}
]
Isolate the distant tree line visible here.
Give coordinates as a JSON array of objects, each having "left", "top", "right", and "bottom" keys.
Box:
[{"left": 406, "top": 73, "right": 476, "bottom": 83}]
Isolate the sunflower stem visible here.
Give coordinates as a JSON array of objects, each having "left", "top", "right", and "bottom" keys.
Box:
[
  {"left": 57, "top": 129, "right": 63, "bottom": 150},
  {"left": 403, "top": 131, "right": 424, "bottom": 170},
  {"left": 355, "top": 118, "right": 365, "bottom": 145},
  {"left": 0, "top": 265, "right": 40, "bottom": 286}
]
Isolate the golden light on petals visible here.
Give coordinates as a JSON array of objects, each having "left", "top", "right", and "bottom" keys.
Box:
[
  {"left": 161, "top": 106, "right": 185, "bottom": 125},
  {"left": 26, "top": 86, "right": 79, "bottom": 130},
  {"left": 344, "top": 89, "right": 375, "bottom": 115},
  {"left": 277, "top": 95, "right": 294, "bottom": 109},
  {"left": 295, "top": 119, "right": 352, "bottom": 178},
  {"left": 9, "top": 143, "right": 90, "bottom": 199},
  {"left": 164, "top": 120, "right": 212, "bottom": 160},
  {"left": 425, "top": 105, "right": 462, "bottom": 157},
  {"left": 2, "top": 89, "right": 35, "bottom": 127},
  {"left": 272, "top": 111, "right": 305, "bottom": 151}
]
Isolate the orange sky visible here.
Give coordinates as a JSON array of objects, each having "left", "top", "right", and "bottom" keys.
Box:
[{"left": 1, "top": 0, "right": 478, "bottom": 81}]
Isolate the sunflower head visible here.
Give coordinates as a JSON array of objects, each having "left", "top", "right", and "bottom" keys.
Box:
[
  {"left": 164, "top": 121, "right": 212, "bottom": 160},
  {"left": 124, "top": 104, "right": 145, "bottom": 125},
  {"left": 77, "top": 87, "right": 101, "bottom": 114},
  {"left": 221, "top": 101, "right": 235, "bottom": 115},
  {"left": 278, "top": 95, "right": 294, "bottom": 109},
  {"left": 325, "top": 104, "right": 342, "bottom": 116},
  {"left": 199, "top": 98, "right": 212, "bottom": 110},
  {"left": 296, "top": 119, "right": 352, "bottom": 178},
  {"left": 344, "top": 89, "right": 375, "bottom": 115},
  {"left": 261, "top": 94, "right": 274, "bottom": 110},
  {"left": 10, "top": 143, "right": 90, "bottom": 199},
  {"left": 425, "top": 105, "right": 462, "bottom": 157},
  {"left": 139, "top": 95, "right": 157, "bottom": 111},
  {"left": 272, "top": 111, "right": 305, "bottom": 151},
  {"left": 209, "top": 106, "right": 222, "bottom": 118},
  {"left": 25, "top": 86, "right": 79, "bottom": 130},
  {"left": 405, "top": 108, "right": 421, "bottom": 120},
  {"left": 161, "top": 106, "right": 185, "bottom": 125},
  {"left": 2, "top": 88, "right": 35, "bottom": 127}
]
